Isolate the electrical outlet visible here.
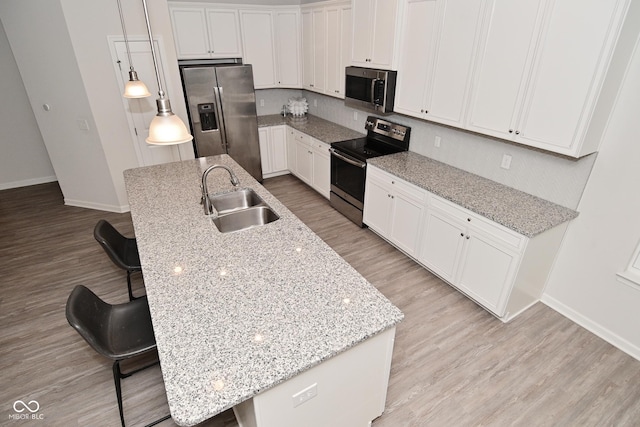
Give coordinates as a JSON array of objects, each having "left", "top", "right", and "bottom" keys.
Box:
[
  {"left": 259, "top": 99, "right": 265, "bottom": 107},
  {"left": 353, "top": 111, "right": 358, "bottom": 121},
  {"left": 501, "top": 154, "right": 512, "bottom": 170},
  {"left": 434, "top": 136, "right": 441, "bottom": 148},
  {"left": 292, "top": 383, "right": 317, "bottom": 408}
]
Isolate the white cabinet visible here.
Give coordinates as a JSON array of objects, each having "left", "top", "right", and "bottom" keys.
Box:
[
  {"left": 466, "top": 0, "right": 629, "bottom": 157},
  {"left": 419, "top": 195, "right": 524, "bottom": 315},
  {"left": 326, "top": 4, "right": 352, "bottom": 98},
  {"left": 170, "top": 6, "right": 243, "bottom": 59},
  {"left": 258, "top": 125, "right": 288, "bottom": 179},
  {"left": 351, "top": 0, "right": 402, "bottom": 69},
  {"left": 394, "top": 0, "right": 485, "bottom": 127},
  {"left": 273, "top": 10, "right": 302, "bottom": 87},
  {"left": 311, "top": 139, "right": 331, "bottom": 199},
  {"left": 301, "top": 8, "right": 326, "bottom": 93},
  {"left": 289, "top": 127, "right": 330, "bottom": 199},
  {"left": 240, "top": 10, "right": 277, "bottom": 88},
  {"left": 363, "top": 166, "right": 427, "bottom": 257},
  {"left": 240, "top": 8, "right": 301, "bottom": 89}
]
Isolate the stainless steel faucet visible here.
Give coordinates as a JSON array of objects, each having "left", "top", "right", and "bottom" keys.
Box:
[{"left": 201, "top": 164, "right": 240, "bottom": 216}]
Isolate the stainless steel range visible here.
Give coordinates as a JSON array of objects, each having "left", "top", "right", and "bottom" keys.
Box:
[{"left": 329, "top": 117, "right": 411, "bottom": 226}]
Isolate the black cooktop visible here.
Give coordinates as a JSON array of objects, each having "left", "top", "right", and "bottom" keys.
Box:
[
  {"left": 331, "top": 137, "right": 405, "bottom": 162},
  {"left": 331, "top": 116, "right": 411, "bottom": 162}
]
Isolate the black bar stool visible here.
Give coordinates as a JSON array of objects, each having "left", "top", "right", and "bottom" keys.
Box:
[
  {"left": 94, "top": 219, "right": 143, "bottom": 301},
  {"left": 65, "top": 285, "right": 170, "bottom": 427}
]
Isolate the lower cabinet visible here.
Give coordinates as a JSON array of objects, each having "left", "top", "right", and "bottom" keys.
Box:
[
  {"left": 363, "top": 166, "right": 426, "bottom": 257},
  {"left": 364, "top": 165, "right": 567, "bottom": 321},
  {"left": 282, "top": 126, "right": 330, "bottom": 199},
  {"left": 258, "top": 125, "right": 288, "bottom": 179}
]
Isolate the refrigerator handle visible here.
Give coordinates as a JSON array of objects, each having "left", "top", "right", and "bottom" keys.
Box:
[{"left": 212, "top": 86, "right": 228, "bottom": 150}]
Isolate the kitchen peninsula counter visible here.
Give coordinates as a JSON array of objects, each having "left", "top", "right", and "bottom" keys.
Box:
[
  {"left": 258, "top": 114, "right": 364, "bottom": 143},
  {"left": 124, "top": 155, "right": 403, "bottom": 426},
  {"left": 369, "top": 151, "right": 578, "bottom": 237}
]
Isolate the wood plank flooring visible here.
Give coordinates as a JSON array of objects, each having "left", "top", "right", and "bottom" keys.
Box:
[{"left": 1, "top": 176, "right": 639, "bottom": 426}]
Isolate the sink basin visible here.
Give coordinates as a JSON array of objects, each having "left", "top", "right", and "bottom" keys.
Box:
[
  {"left": 209, "top": 188, "right": 264, "bottom": 215},
  {"left": 212, "top": 206, "right": 280, "bottom": 233}
]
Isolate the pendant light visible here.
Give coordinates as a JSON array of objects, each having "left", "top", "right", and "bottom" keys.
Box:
[
  {"left": 141, "top": 0, "right": 193, "bottom": 145},
  {"left": 117, "top": 0, "right": 151, "bottom": 98}
]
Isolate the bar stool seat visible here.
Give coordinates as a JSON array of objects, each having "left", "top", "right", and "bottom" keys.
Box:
[
  {"left": 94, "top": 219, "right": 143, "bottom": 301},
  {"left": 66, "top": 284, "right": 170, "bottom": 427}
]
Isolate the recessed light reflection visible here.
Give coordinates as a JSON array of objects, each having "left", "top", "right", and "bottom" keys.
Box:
[
  {"left": 212, "top": 379, "right": 225, "bottom": 391},
  {"left": 219, "top": 268, "right": 227, "bottom": 277},
  {"left": 295, "top": 246, "right": 302, "bottom": 253},
  {"left": 253, "top": 333, "right": 264, "bottom": 342},
  {"left": 173, "top": 265, "right": 184, "bottom": 275},
  {"left": 342, "top": 297, "right": 351, "bottom": 305}
]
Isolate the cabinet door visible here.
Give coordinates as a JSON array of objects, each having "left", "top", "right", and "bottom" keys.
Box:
[
  {"left": 170, "top": 7, "right": 210, "bottom": 59},
  {"left": 274, "top": 10, "right": 301, "bottom": 87},
  {"left": 423, "top": 0, "right": 484, "bottom": 126},
  {"left": 369, "top": 0, "right": 399, "bottom": 68},
  {"left": 466, "top": 0, "right": 545, "bottom": 140},
  {"left": 351, "top": 0, "right": 373, "bottom": 66},
  {"left": 457, "top": 230, "right": 520, "bottom": 315},
  {"left": 363, "top": 177, "right": 392, "bottom": 235},
  {"left": 286, "top": 128, "right": 297, "bottom": 174},
  {"left": 515, "top": 0, "right": 624, "bottom": 155},
  {"left": 312, "top": 8, "right": 327, "bottom": 93},
  {"left": 301, "top": 10, "right": 314, "bottom": 90},
  {"left": 295, "top": 139, "right": 313, "bottom": 185},
  {"left": 389, "top": 192, "right": 425, "bottom": 256},
  {"left": 206, "top": 9, "right": 242, "bottom": 58},
  {"left": 326, "top": 6, "right": 352, "bottom": 98},
  {"left": 419, "top": 208, "right": 465, "bottom": 283},
  {"left": 394, "top": 0, "right": 438, "bottom": 118},
  {"left": 270, "top": 126, "right": 288, "bottom": 173},
  {"left": 240, "top": 11, "right": 276, "bottom": 88},
  {"left": 258, "top": 127, "right": 272, "bottom": 175},
  {"left": 312, "top": 141, "right": 331, "bottom": 198}
]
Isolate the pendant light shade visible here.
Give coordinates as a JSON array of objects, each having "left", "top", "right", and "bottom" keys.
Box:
[
  {"left": 124, "top": 70, "right": 151, "bottom": 98},
  {"left": 117, "top": 0, "right": 150, "bottom": 99},
  {"left": 146, "top": 97, "right": 193, "bottom": 145},
  {"left": 142, "top": 0, "right": 192, "bottom": 146}
]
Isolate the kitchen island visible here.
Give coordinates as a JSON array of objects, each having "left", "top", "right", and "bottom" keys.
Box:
[{"left": 123, "top": 155, "right": 403, "bottom": 427}]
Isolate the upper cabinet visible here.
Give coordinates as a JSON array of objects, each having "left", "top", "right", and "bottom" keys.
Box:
[
  {"left": 395, "top": 0, "right": 632, "bottom": 157},
  {"left": 239, "top": 8, "right": 302, "bottom": 89},
  {"left": 351, "top": 0, "right": 403, "bottom": 69},
  {"left": 302, "top": 1, "right": 352, "bottom": 99},
  {"left": 394, "top": 0, "right": 485, "bottom": 128},
  {"left": 170, "top": 6, "right": 242, "bottom": 59}
]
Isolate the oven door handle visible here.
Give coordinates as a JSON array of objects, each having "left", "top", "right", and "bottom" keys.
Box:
[{"left": 330, "top": 148, "right": 366, "bottom": 168}]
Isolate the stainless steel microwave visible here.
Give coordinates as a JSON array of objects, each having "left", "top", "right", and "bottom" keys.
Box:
[{"left": 344, "top": 66, "right": 397, "bottom": 114}]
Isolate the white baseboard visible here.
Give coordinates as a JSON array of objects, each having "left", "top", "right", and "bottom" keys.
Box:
[
  {"left": 541, "top": 294, "right": 640, "bottom": 362},
  {"left": 0, "top": 175, "right": 57, "bottom": 190},
  {"left": 64, "top": 198, "right": 129, "bottom": 213}
]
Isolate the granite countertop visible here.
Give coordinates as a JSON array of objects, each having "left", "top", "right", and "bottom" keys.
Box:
[
  {"left": 124, "top": 155, "right": 403, "bottom": 426},
  {"left": 258, "top": 114, "right": 364, "bottom": 143},
  {"left": 369, "top": 152, "right": 578, "bottom": 237}
]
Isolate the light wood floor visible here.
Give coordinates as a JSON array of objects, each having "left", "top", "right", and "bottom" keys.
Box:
[{"left": 2, "top": 176, "right": 640, "bottom": 426}]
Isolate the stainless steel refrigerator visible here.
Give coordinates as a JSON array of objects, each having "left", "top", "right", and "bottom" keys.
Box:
[{"left": 180, "top": 62, "right": 262, "bottom": 181}]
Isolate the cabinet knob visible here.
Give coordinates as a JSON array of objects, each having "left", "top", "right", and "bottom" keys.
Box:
[
  {"left": 515, "top": 130, "right": 520, "bottom": 135},
  {"left": 391, "top": 181, "right": 395, "bottom": 184},
  {"left": 466, "top": 235, "right": 470, "bottom": 240},
  {"left": 467, "top": 218, "right": 471, "bottom": 222},
  {"left": 460, "top": 232, "right": 464, "bottom": 237}
]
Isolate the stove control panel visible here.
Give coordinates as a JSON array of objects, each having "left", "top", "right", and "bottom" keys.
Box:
[{"left": 364, "top": 116, "right": 411, "bottom": 143}]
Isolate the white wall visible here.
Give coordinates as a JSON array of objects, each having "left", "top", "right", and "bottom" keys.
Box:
[
  {"left": 0, "top": 0, "right": 192, "bottom": 211},
  {"left": 542, "top": 28, "right": 640, "bottom": 360},
  {"left": 0, "top": 20, "right": 56, "bottom": 190}
]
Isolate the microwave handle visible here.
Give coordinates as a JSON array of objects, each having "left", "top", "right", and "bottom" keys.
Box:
[{"left": 371, "top": 79, "right": 377, "bottom": 104}]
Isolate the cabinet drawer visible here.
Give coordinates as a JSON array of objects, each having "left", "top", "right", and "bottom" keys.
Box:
[
  {"left": 430, "top": 194, "right": 525, "bottom": 251},
  {"left": 367, "top": 166, "right": 426, "bottom": 203}
]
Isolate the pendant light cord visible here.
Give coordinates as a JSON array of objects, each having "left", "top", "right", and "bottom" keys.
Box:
[
  {"left": 141, "top": 0, "right": 165, "bottom": 98},
  {"left": 116, "top": 0, "right": 135, "bottom": 72}
]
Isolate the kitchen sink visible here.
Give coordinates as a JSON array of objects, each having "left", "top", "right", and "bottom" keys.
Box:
[
  {"left": 212, "top": 206, "right": 279, "bottom": 233},
  {"left": 209, "top": 188, "right": 265, "bottom": 215}
]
